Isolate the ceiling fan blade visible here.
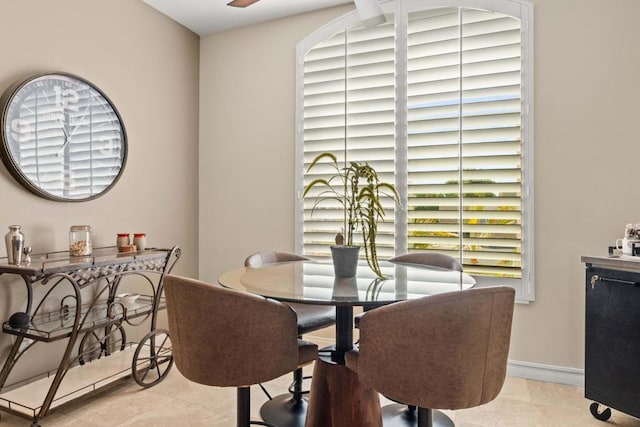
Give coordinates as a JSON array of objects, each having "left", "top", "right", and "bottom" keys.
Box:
[{"left": 227, "top": 0, "right": 260, "bottom": 7}]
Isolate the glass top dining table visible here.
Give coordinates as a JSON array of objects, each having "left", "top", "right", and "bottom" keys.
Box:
[{"left": 218, "top": 259, "right": 475, "bottom": 360}]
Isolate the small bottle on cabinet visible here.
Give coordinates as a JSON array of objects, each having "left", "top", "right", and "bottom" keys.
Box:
[
  {"left": 117, "top": 233, "right": 130, "bottom": 252},
  {"left": 133, "top": 233, "right": 146, "bottom": 251},
  {"left": 5, "top": 225, "right": 25, "bottom": 265},
  {"left": 69, "top": 225, "right": 92, "bottom": 256}
]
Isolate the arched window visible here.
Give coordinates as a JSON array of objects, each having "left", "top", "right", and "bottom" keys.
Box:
[{"left": 296, "top": 0, "right": 534, "bottom": 301}]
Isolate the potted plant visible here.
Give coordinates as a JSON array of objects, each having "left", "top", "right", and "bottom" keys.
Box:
[{"left": 301, "top": 152, "right": 400, "bottom": 278}]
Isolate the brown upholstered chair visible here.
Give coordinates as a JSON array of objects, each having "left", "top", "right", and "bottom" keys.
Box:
[
  {"left": 244, "top": 251, "right": 305, "bottom": 266},
  {"left": 355, "top": 251, "right": 466, "bottom": 424},
  {"left": 389, "top": 252, "right": 463, "bottom": 272},
  {"left": 355, "top": 252, "right": 463, "bottom": 329},
  {"left": 244, "top": 251, "right": 336, "bottom": 427},
  {"left": 244, "top": 252, "right": 336, "bottom": 337},
  {"left": 164, "top": 274, "right": 318, "bottom": 427},
  {"left": 346, "top": 286, "right": 515, "bottom": 427}
]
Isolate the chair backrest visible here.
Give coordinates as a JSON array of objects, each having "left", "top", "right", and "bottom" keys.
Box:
[
  {"left": 244, "top": 251, "right": 309, "bottom": 267},
  {"left": 164, "top": 274, "right": 300, "bottom": 387},
  {"left": 389, "top": 252, "right": 463, "bottom": 272},
  {"left": 356, "top": 286, "right": 515, "bottom": 410}
]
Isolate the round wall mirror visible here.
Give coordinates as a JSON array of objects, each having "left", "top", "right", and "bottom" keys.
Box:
[{"left": 0, "top": 72, "right": 127, "bottom": 202}]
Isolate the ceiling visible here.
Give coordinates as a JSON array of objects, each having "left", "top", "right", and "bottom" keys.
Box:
[{"left": 141, "top": 0, "right": 354, "bottom": 35}]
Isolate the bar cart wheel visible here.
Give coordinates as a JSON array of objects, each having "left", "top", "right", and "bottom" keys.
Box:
[
  {"left": 78, "top": 325, "right": 127, "bottom": 365},
  {"left": 132, "top": 329, "right": 173, "bottom": 388},
  {"left": 590, "top": 402, "right": 612, "bottom": 421}
]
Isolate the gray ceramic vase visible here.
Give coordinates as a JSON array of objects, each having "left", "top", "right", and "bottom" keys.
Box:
[{"left": 330, "top": 245, "right": 360, "bottom": 277}]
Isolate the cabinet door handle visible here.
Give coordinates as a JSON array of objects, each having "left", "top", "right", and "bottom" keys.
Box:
[{"left": 592, "top": 275, "right": 639, "bottom": 288}]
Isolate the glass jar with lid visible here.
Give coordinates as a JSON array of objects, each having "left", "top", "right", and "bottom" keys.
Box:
[
  {"left": 117, "top": 233, "right": 130, "bottom": 251},
  {"left": 133, "top": 233, "right": 146, "bottom": 251},
  {"left": 69, "top": 225, "right": 92, "bottom": 256}
]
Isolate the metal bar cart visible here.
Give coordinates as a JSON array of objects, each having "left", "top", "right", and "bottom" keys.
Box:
[{"left": 0, "top": 246, "right": 181, "bottom": 426}]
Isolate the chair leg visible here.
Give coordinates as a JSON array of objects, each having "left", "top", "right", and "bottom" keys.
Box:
[
  {"left": 237, "top": 387, "right": 251, "bottom": 427},
  {"left": 290, "top": 335, "right": 311, "bottom": 399},
  {"left": 292, "top": 368, "right": 303, "bottom": 402},
  {"left": 418, "top": 407, "right": 433, "bottom": 427},
  {"left": 237, "top": 387, "right": 276, "bottom": 427}
]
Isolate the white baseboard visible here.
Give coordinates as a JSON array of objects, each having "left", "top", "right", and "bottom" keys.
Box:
[{"left": 507, "top": 359, "right": 584, "bottom": 387}]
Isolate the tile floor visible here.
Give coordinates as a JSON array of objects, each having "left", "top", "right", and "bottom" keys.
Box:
[{"left": 0, "top": 365, "right": 639, "bottom": 427}]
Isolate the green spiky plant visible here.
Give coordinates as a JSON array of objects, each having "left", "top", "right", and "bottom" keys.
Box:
[{"left": 301, "top": 152, "right": 400, "bottom": 278}]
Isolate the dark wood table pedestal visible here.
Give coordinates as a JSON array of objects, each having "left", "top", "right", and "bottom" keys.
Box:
[
  {"left": 306, "top": 354, "right": 382, "bottom": 427},
  {"left": 306, "top": 305, "right": 382, "bottom": 427}
]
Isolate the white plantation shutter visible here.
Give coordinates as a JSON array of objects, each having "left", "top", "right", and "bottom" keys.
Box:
[
  {"left": 302, "top": 18, "right": 397, "bottom": 259},
  {"left": 407, "top": 7, "right": 523, "bottom": 278},
  {"left": 297, "top": 0, "right": 533, "bottom": 299}
]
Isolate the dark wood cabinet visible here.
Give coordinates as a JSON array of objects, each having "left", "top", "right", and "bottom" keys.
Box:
[{"left": 583, "top": 256, "right": 640, "bottom": 421}]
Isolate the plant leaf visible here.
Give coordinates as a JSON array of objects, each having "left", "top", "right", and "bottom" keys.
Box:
[
  {"left": 306, "top": 152, "right": 338, "bottom": 172},
  {"left": 301, "top": 178, "right": 333, "bottom": 198}
]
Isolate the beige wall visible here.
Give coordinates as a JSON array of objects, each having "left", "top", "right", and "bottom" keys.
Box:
[
  {"left": 199, "top": 0, "right": 640, "bottom": 371},
  {"left": 0, "top": 0, "right": 199, "bottom": 381},
  {"left": 199, "top": 6, "right": 352, "bottom": 281}
]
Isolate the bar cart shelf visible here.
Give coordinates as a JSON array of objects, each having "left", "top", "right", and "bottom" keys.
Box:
[{"left": 0, "top": 246, "right": 180, "bottom": 426}]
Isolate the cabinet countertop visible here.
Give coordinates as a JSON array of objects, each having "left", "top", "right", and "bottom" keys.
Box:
[{"left": 582, "top": 255, "right": 640, "bottom": 273}]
